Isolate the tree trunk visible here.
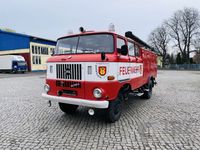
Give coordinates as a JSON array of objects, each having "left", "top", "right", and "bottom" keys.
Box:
[
  {"left": 162, "top": 56, "right": 166, "bottom": 68},
  {"left": 182, "top": 52, "right": 187, "bottom": 64}
]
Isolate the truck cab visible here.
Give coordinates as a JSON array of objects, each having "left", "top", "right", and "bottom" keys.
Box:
[
  {"left": 12, "top": 59, "right": 27, "bottom": 73},
  {"left": 42, "top": 30, "right": 157, "bottom": 122}
]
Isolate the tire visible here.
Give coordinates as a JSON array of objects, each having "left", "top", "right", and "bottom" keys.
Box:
[
  {"left": 13, "top": 69, "right": 17, "bottom": 74},
  {"left": 107, "top": 93, "right": 123, "bottom": 123},
  {"left": 59, "top": 103, "right": 78, "bottom": 114},
  {"left": 141, "top": 80, "right": 153, "bottom": 99}
]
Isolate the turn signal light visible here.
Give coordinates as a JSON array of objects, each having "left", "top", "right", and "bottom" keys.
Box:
[{"left": 107, "top": 76, "right": 115, "bottom": 80}]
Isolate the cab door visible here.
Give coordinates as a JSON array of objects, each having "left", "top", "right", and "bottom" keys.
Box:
[
  {"left": 116, "top": 37, "right": 130, "bottom": 82},
  {"left": 128, "top": 41, "right": 143, "bottom": 90}
]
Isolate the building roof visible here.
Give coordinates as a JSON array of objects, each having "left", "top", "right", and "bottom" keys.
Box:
[
  {"left": 0, "top": 29, "right": 56, "bottom": 43},
  {"left": 0, "top": 30, "right": 56, "bottom": 51}
]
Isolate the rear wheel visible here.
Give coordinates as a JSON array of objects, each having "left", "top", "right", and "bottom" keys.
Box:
[
  {"left": 141, "top": 80, "right": 153, "bottom": 99},
  {"left": 59, "top": 103, "right": 78, "bottom": 114},
  {"left": 107, "top": 93, "right": 123, "bottom": 123}
]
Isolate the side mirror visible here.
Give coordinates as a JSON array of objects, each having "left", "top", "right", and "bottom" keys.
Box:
[
  {"left": 101, "top": 52, "right": 106, "bottom": 61},
  {"left": 120, "top": 45, "right": 128, "bottom": 56}
]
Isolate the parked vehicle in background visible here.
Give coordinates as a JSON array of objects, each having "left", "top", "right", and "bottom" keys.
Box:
[
  {"left": 0, "top": 55, "right": 27, "bottom": 73},
  {"left": 42, "top": 28, "right": 157, "bottom": 122}
]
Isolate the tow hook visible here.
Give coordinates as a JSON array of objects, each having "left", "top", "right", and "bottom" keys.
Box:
[
  {"left": 48, "top": 100, "right": 52, "bottom": 107},
  {"left": 88, "top": 108, "right": 95, "bottom": 116}
]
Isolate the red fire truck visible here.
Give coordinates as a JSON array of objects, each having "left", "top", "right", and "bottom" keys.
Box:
[{"left": 42, "top": 28, "right": 157, "bottom": 122}]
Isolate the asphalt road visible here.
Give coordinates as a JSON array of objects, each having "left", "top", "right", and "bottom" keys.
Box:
[{"left": 0, "top": 70, "right": 200, "bottom": 150}]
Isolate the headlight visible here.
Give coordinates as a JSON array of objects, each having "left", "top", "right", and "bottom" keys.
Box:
[
  {"left": 93, "top": 88, "right": 102, "bottom": 99},
  {"left": 44, "top": 84, "right": 50, "bottom": 93}
]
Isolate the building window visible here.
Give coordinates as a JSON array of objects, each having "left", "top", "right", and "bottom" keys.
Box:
[
  {"left": 43, "top": 47, "right": 46, "bottom": 55},
  {"left": 41, "top": 47, "right": 44, "bottom": 54},
  {"left": 44, "top": 47, "right": 48, "bottom": 55},
  {"left": 40, "top": 47, "right": 49, "bottom": 55},
  {"left": 32, "top": 56, "right": 35, "bottom": 64},
  {"left": 32, "top": 46, "right": 35, "bottom": 54},
  {"left": 32, "top": 56, "right": 41, "bottom": 65},
  {"left": 38, "top": 56, "right": 41, "bottom": 64},
  {"left": 35, "top": 56, "right": 38, "bottom": 64},
  {"left": 35, "top": 46, "right": 38, "bottom": 54},
  {"left": 38, "top": 47, "right": 41, "bottom": 54},
  {"left": 32, "top": 44, "right": 54, "bottom": 56},
  {"left": 50, "top": 48, "right": 55, "bottom": 55},
  {"left": 46, "top": 47, "right": 49, "bottom": 55}
]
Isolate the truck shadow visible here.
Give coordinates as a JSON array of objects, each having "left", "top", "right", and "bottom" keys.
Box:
[{"left": 60, "top": 94, "right": 148, "bottom": 124}]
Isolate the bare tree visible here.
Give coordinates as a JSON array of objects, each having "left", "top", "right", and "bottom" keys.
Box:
[
  {"left": 148, "top": 25, "right": 169, "bottom": 68},
  {"left": 193, "top": 33, "right": 200, "bottom": 52},
  {"left": 166, "top": 8, "right": 200, "bottom": 63},
  {"left": 192, "top": 34, "right": 200, "bottom": 63}
]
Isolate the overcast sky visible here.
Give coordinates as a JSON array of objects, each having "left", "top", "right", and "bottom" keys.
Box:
[{"left": 0, "top": 0, "right": 200, "bottom": 41}]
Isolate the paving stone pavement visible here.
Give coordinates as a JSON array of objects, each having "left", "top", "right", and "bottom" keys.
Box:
[{"left": 0, "top": 70, "right": 200, "bottom": 150}]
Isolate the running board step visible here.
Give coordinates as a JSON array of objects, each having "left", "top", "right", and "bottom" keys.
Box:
[{"left": 136, "top": 93, "right": 144, "bottom": 96}]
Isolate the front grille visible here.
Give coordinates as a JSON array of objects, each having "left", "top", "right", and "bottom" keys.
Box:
[{"left": 56, "top": 64, "right": 82, "bottom": 80}]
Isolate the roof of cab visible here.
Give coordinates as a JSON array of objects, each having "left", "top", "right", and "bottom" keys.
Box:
[{"left": 57, "top": 31, "right": 120, "bottom": 40}]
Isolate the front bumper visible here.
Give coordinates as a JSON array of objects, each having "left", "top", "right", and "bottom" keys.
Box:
[{"left": 42, "top": 93, "right": 109, "bottom": 109}]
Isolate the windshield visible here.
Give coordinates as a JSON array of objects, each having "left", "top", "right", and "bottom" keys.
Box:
[
  {"left": 55, "top": 34, "right": 114, "bottom": 55},
  {"left": 17, "top": 61, "right": 26, "bottom": 66}
]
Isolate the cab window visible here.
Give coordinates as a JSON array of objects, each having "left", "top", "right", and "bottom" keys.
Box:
[
  {"left": 135, "top": 45, "right": 140, "bottom": 56},
  {"left": 117, "top": 38, "right": 126, "bottom": 49},
  {"left": 128, "top": 41, "right": 135, "bottom": 56}
]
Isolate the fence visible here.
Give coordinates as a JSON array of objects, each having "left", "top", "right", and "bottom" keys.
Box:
[{"left": 165, "top": 64, "right": 200, "bottom": 70}]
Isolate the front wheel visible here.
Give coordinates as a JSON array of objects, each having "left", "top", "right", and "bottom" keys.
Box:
[
  {"left": 12, "top": 69, "right": 18, "bottom": 74},
  {"left": 107, "top": 93, "right": 123, "bottom": 123},
  {"left": 59, "top": 103, "right": 78, "bottom": 114}
]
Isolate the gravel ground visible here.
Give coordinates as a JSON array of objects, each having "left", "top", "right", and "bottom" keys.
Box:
[{"left": 0, "top": 70, "right": 200, "bottom": 150}]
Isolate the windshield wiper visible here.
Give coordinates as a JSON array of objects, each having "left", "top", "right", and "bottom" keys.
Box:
[{"left": 81, "top": 49, "right": 96, "bottom": 54}]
